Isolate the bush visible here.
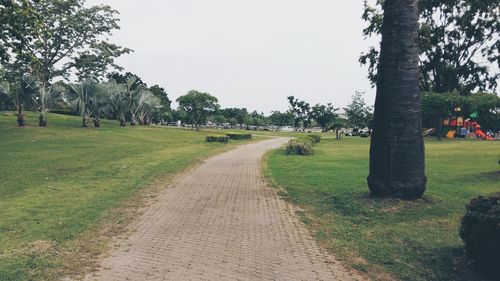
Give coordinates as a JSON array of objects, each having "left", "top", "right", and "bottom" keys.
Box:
[
  {"left": 285, "top": 138, "right": 314, "bottom": 156},
  {"left": 305, "top": 134, "right": 321, "bottom": 144},
  {"left": 206, "top": 136, "right": 229, "bottom": 143},
  {"left": 460, "top": 193, "right": 500, "bottom": 277},
  {"left": 226, "top": 133, "right": 252, "bottom": 140}
]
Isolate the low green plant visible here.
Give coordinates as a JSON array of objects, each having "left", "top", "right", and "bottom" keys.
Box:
[
  {"left": 305, "top": 134, "right": 321, "bottom": 144},
  {"left": 226, "top": 133, "right": 252, "bottom": 140},
  {"left": 206, "top": 135, "right": 229, "bottom": 143},
  {"left": 285, "top": 138, "right": 313, "bottom": 156},
  {"left": 460, "top": 192, "right": 500, "bottom": 277}
]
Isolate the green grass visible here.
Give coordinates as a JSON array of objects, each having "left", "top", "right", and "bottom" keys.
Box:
[
  {"left": 265, "top": 137, "right": 500, "bottom": 281},
  {"left": 0, "top": 112, "right": 253, "bottom": 280}
]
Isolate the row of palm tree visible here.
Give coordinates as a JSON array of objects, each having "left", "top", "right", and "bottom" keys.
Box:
[{"left": 0, "top": 76, "right": 162, "bottom": 128}]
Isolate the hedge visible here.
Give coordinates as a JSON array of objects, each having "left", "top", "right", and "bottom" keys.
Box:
[
  {"left": 285, "top": 138, "right": 314, "bottom": 156},
  {"left": 460, "top": 192, "right": 500, "bottom": 277},
  {"left": 226, "top": 133, "right": 252, "bottom": 140},
  {"left": 206, "top": 136, "right": 229, "bottom": 143}
]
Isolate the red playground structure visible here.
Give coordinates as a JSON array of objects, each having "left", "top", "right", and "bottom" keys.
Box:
[{"left": 447, "top": 118, "right": 495, "bottom": 140}]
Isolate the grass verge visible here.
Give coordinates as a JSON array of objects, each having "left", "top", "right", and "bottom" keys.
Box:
[
  {"left": 0, "top": 112, "right": 255, "bottom": 280},
  {"left": 265, "top": 137, "right": 500, "bottom": 281}
]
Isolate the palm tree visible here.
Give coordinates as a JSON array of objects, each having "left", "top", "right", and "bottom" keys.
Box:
[
  {"left": 108, "top": 83, "right": 129, "bottom": 127},
  {"left": 367, "top": 0, "right": 427, "bottom": 199},
  {"left": 67, "top": 81, "right": 107, "bottom": 128},
  {"left": 32, "top": 82, "right": 64, "bottom": 127},
  {"left": 122, "top": 77, "right": 148, "bottom": 126},
  {"left": 1, "top": 76, "right": 38, "bottom": 127},
  {"left": 137, "top": 91, "right": 162, "bottom": 125}
]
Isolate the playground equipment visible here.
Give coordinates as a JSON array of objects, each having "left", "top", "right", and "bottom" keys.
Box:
[
  {"left": 446, "top": 118, "right": 495, "bottom": 141},
  {"left": 475, "top": 125, "right": 495, "bottom": 141}
]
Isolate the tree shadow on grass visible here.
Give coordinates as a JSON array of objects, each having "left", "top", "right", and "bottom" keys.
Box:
[
  {"left": 478, "top": 170, "right": 500, "bottom": 182},
  {"left": 425, "top": 246, "right": 494, "bottom": 281}
]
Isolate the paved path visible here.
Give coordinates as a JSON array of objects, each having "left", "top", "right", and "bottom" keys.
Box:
[{"left": 83, "top": 138, "right": 364, "bottom": 281}]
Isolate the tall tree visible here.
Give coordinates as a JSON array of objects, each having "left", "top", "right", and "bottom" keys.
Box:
[
  {"left": 176, "top": 90, "right": 219, "bottom": 131},
  {"left": 368, "top": 0, "right": 427, "bottom": 199},
  {"left": 287, "top": 96, "right": 311, "bottom": 131},
  {"left": 360, "top": 0, "right": 499, "bottom": 94},
  {"left": 1, "top": 0, "right": 130, "bottom": 126}
]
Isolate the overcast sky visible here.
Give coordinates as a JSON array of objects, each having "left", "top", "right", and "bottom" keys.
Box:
[{"left": 88, "top": 0, "right": 378, "bottom": 113}]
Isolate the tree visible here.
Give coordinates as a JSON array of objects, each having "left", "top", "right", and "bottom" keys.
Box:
[
  {"left": 344, "top": 91, "right": 373, "bottom": 129},
  {"left": 269, "top": 111, "right": 294, "bottom": 129},
  {"left": 360, "top": 0, "right": 499, "bottom": 94},
  {"left": 137, "top": 91, "right": 162, "bottom": 125},
  {"left": 287, "top": 96, "right": 311, "bottom": 131},
  {"left": 219, "top": 108, "right": 248, "bottom": 129},
  {"left": 470, "top": 93, "right": 500, "bottom": 132},
  {"left": 368, "top": 0, "right": 427, "bottom": 199},
  {"left": 67, "top": 81, "right": 108, "bottom": 127},
  {"left": 1, "top": 0, "right": 131, "bottom": 126},
  {"left": 176, "top": 90, "right": 219, "bottom": 131},
  {"left": 148, "top": 85, "right": 171, "bottom": 124},
  {"left": 330, "top": 117, "right": 348, "bottom": 140},
  {"left": 311, "top": 103, "right": 339, "bottom": 132},
  {"left": 108, "top": 85, "right": 129, "bottom": 127},
  {"left": 32, "top": 82, "right": 65, "bottom": 127},
  {"left": 0, "top": 75, "right": 38, "bottom": 127}
]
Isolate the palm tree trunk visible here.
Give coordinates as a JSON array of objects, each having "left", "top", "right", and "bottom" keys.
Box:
[
  {"left": 367, "top": 0, "right": 427, "bottom": 199},
  {"left": 82, "top": 117, "right": 90, "bottom": 128},
  {"left": 39, "top": 115, "right": 47, "bottom": 127}
]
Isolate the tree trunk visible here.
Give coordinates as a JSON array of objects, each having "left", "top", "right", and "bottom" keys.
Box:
[
  {"left": 93, "top": 118, "right": 100, "bottom": 128},
  {"left": 17, "top": 114, "right": 26, "bottom": 127},
  {"left": 39, "top": 115, "right": 47, "bottom": 127},
  {"left": 367, "top": 0, "right": 426, "bottom": 199},
  {"left": 119, "top": 118, "right": 126, "bottom": 127},
  {"left": 82, "top": 117, "right": 90, "bottom": 128}
]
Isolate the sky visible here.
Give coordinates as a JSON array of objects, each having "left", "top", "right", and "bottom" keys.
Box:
[{"left": 87, "top": 0, "right": 378, "bottom": 113}]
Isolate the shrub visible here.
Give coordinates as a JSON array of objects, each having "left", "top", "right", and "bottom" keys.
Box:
[
  {"left": 226, "top": 133, "right": 252, "bottom": 140},
  {"left": 305, "top": 134, "right": 321, "bottom": 144},
  {"left": 285, "top": 138, "right": 314, "bottom": 156},
  {"left": 206, "top": 136, "right": 229, "bottom": 143},
  {"left": 460, "top": 193, "right": 500, "bottom": 277}
]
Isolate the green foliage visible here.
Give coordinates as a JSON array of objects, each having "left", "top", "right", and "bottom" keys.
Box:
[
  {"left": 460, "top": 193, "right": 500, "bottom": 277},
  {"left": 285, "top": 137, "right": 314, "bottom": 156},
  {"left": 0, "top": 0, "right": 131, "bottom": 83},
  {"left": 422, "top": 92, "right": 500, "bottom": 132},
  {"left": 177, "top": 90, "right": 219, "bottom": 130},
  {"left": 360, "top": 0, "right": 499, "bottom": 93},
  {"left": 269, "top": 111, "right": 294, "bottom": 127},
  {"left": 205, "top": 135, "right": 229, "bottom": 143},
  {"left": 226, "top": 133, "right": 252, "bottom": 140},
  {"left": 267, "top": 138, "right": 500, "bottom": 280},
  {"left": 287, "top": 96, "right": 312, "bottom": 130},
  {"left": 310, "top": 103, "right": 339, "bottom": 132},
  {"left": 344, "top": 91, "right": 373, "bottom": 129},
  {"left": 305, "top": 134, "right": 321, "bottom": 144}
]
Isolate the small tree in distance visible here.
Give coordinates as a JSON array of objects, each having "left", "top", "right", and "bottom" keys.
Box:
[
  {"left": 177, "top": 90, "right": 219, "bottom": 131},
  {"left": 344, "top": 91, "right": 373, "bottom": 129}
]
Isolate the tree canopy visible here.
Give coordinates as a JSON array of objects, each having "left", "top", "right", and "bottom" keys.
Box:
[
  {"left": 360, "top": 0, "right": 499, "bottom": 94},
  {"left": 0, "top": 0, "right": 131, "bottom": 83},
  {"left": 176, "top": 90, "right": 219, "bottom": 130}
]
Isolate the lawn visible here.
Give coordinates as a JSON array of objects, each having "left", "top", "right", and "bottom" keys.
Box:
[
  {"left": 265, "top": 137, "right": 500, "bottom": 281},
  {"left": 0, "top": 112, "right": 252, "bottom": 281}
]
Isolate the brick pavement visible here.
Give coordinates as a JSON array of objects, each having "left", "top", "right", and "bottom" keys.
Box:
[{"left": 82, "top": 138, "right": 365, "bottom": 281}]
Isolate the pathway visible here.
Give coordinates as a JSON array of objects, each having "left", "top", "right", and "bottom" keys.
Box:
[{"left": 82, "top": 138, "right": 364, "bottom": 281}]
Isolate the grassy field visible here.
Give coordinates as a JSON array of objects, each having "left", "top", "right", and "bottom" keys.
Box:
[
  {"left": 265, "top": 137, "right": 500, "bottom": 281},
  {"left": 0, "top": 112, "right": 253, "bottom": 281}
]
